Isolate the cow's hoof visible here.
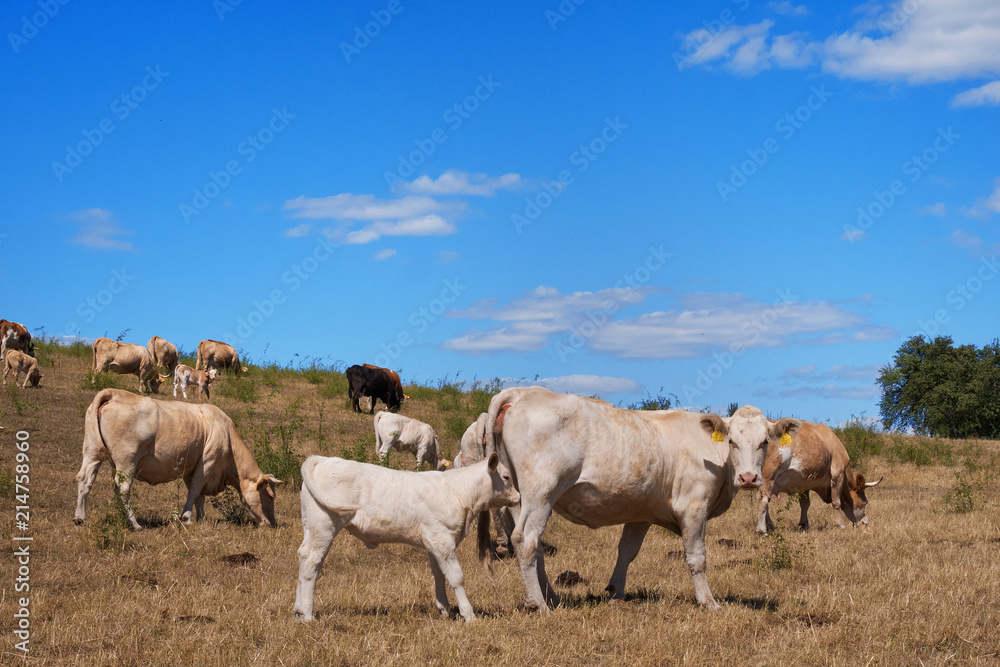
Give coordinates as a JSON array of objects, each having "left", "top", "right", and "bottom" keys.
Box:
[
  {"left": 293, "top": 610, "right": 312, "bottom": 622},
  {"left": 73, "top": 517, "right": 85, "bottom": 526}
]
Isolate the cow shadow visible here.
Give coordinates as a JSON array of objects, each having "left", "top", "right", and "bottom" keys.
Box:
[
  {"left": 558, "top": 586, "right": 666, "bottom": 609},
  {"left": 720, "top": 594, "right": 779, "bottom": 612}
]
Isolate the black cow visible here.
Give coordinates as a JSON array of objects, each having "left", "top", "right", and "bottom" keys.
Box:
[{"left": 346, "top": 364, "right": 401, "bottom": 414}]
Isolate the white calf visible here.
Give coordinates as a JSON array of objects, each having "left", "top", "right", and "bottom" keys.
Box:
[
  {"left": 293, "top": 452, "right": 519, "bottom": 623},
  {"left": 373, "top": 411, "right": 444, "bottom": 470},
  {"left": 174, "top": 364, "right": 216, "bottom": 400}
]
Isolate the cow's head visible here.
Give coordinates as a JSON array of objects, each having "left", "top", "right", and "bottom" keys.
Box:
[
  {"left": 840, "top": 471, "right": 883, "bottom": 526},
  {"left": 207, "top": 367, "right": 218, "bottom": 380},
  {"left": 147, "top": 373, "right": 169, "bottom": 394},
  {"left": 27, "top": 369, "right": 42, "bottom": 387},
  {"left": 486, "top": 452, "right": 519, "bottom": 508},
  {"left": 241, "top": 474, "right": 282, "bottom": 527},
  {"left": 708, "top": 406, "right": 801, "bottom": 490}
]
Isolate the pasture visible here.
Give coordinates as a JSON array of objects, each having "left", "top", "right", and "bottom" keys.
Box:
[{"left": 1, "top": 342, "right": 998, "bottom": 665}]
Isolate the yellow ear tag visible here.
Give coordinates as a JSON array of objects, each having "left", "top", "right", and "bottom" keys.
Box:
[
  {"left": 779, "top": 433, "right": 792, "bottom": 446},
  {"left": 712, "top": 430, "right": 724, "bottom": 443}
]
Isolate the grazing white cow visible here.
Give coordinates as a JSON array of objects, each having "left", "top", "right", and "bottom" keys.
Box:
[
  {"left": 3, "top": 350, "right": 42, "bottom": 388},
  {"left": 480, "top": 387, "right": 800, "bottom": 610},
  {"left": 373, "top": 411, "right": 446, "bottom": 470},
  {"left": 74, "top": 388, "right": 282, "bottom": 530},
  {"left": 756, "top": 419, "right": 883, "bottom": 534},
  {"left": 293, "top": 452, "right": 519, "bottom": 623},
  {"left": 173, "top": 363, "right": 217, "bottom": 400},
  {"left": 91, "top": 337, "right": 168, "bottom": 394}
]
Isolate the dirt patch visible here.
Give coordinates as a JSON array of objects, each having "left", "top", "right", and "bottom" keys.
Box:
[{"left": 220, "top": 552, "right": 259, "bottom": 567}]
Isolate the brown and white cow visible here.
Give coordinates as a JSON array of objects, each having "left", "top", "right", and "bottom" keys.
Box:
[
  {"left": 3, "top": 349, "right": 42, "bottom": 388},
  {"left": 363, "top": 363, "right": 405, "bottom": 407},
  {"left": 196, "top": 339, "right": 245, "bottom": 375},
  {"left": 74, "top": 388, "right": 282, "bottom": 530},
  {"left": 756, "top": 419, "right": 882, "bottom": 534},
  {"left": 0, "top": 320, "right": 32, "bottom": 358},
  {"left": 147, "top": 335, "right": 179, "bottom": 373},
  {"left": 91, "top": 337, "right": 168, "bottom": 394},
  {"left": 480, "top": 388, "right": 800, "bottom": 610},
  {"left": 173, "top": 363, "right": 217, "bottom": 400}
]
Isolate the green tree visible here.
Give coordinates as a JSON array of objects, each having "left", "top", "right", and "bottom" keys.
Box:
[{"left": 878, "top": 336, "right": 1000, "bottom": 438}]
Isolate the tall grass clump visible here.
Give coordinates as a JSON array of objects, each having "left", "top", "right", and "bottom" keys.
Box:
[
  {"left": 834, "top": 416, "right": 885, "bottom": 467},
  {"left": 215, "top": 372, "right": 260, "bottom": 403}
]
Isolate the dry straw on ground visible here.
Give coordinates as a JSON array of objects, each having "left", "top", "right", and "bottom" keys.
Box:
[{"left": 1, "top": 345, "right": 997, "bottom": 665}]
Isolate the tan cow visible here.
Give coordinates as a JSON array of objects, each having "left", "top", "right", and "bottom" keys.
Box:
[
  {"left": 91, "top": 337, "right": 167, "bottom": 394},
  {"left": 146, "top": 335, "right": 179, "bottom": 373},
  {"left": 480, "top": 388, "right": 800, "bottom": 610},
  {"left": 3, "top": 350, "right": 42, "bottom": 388},
  {"left": 0, "top": 320, "right": 32, "bottom": 358},
  {"left": 73, "top": 388, "right": 282, "bottom": 530},
  {"left": 174, "top": 364, "right": 217, "bottom": 400},
  {"left": 756, "top": 420, "right": 883, "bottom": 534},
  {"left": 196, "top": 339, "right": 246, "bottom": 374}
]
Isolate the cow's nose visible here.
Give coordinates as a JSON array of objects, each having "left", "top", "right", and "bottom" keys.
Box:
[{"left": 738, "top": 473, "right": 760, "bottom": 488}]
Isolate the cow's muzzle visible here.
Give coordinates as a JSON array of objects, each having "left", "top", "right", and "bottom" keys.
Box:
[{"left": 737, "top": 472, "right": 761, "bottom": 489}]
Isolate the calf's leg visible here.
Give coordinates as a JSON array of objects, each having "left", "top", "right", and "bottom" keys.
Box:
[
  {"left": 428, "top": 554, "right": 451, "bottom": 618},
  {"left": 431, "top": 547, "right": 475, "bottom": 622},
  {"left": 294, "top": 490, "right": 342, "bottom": 621}
]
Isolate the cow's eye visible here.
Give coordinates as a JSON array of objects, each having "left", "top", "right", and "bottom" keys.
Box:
[
  {"left": 759, "top": 439, "right": 768, "bottom": 449},
  {"left": 729, "top": 439, "right": 736, "bottom": 448}
]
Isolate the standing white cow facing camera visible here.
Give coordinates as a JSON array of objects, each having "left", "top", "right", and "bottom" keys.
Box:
[
  {"left": 293, "top": 452, "right": 519, "bottom": 623},
  {"left": 373, "top": 411, "right": 446, "bottom": 470}
]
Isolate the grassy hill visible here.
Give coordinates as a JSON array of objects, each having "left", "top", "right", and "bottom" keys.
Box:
[{"left": 1, "top": 341, "right": 998, "bottom": 664}]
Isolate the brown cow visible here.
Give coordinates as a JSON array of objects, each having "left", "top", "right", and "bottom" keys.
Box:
[
  {"left": 147, "top": 335, "right": 179, "bottom": 373},
  {"left": 196, "top": 339, "right": 246, "bottom": 374},
  {"left": 91, "top": 337, "right": 167, "bottom": 394},
  {"left": 3, "top": 350, "right": 42, "bottom": 388},
  {"left": 756, "top": 419, "right": 883, "bottom": 534},
  {"left": 73, "top": 388, "right": 282, "bottom": 529},
  {"left": 363, "top": 363, "right": 404, "bottom": 407},
  {"left": 0, "top": 320, "right": 32, "bottom": 358}
]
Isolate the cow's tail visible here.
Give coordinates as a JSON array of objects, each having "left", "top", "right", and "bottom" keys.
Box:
[
  {"left": 478, "top": 389, "right": 516, "bottom": 567},
  {"left": 83, "top": 389, "right": 115, "bottom": 460}
]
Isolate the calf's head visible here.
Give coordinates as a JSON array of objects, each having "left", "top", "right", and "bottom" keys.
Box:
[
  {"left": 705, "top": 406, "right": 801, "bottom": 490},
  {"left": 486, "top": 452, "right": 519, "bottom": 508},
  {"left": 240, "top": 474, "right": 283, "bottom": 526},
  {"left": 840, "top": 471, "right": 883, "bottom": 526}
]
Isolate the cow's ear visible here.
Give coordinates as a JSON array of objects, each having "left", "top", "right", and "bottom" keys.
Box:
[
  {"left": 855, "top": 473, "right": 865, "bottom": 489},
  {"left": 770, "top": 417, "right": 801, "bottom": 442},
  {"left": 699, "top": 414, "right": 727, "bottom": 439},
  {"left": 259, "top": 474, "right": 283, "bottom": 488},
  {"left": 487, "top": 452, "right": 499, "bottom": 471}
]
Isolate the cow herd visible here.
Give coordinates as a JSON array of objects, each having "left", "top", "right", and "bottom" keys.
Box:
[{"left": 3, "top": 319, "right": 884, "bottom": 623}]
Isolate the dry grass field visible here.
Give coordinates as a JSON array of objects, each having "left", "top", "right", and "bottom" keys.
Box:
[{"left": 2, "top": 342, "right": 999, "bottom": 665}]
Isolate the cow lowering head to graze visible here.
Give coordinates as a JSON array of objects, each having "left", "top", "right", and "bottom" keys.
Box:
[
  {"left": 173, "top": 364, "right": 217, "bottom": 401},
  {"left": 74, "top": 388, "right": 282, "bottom": 530},
  {"left": 756, "top": 419, "right": 882, "bottom": 534},
  {"left": 346, "top": 364, "right": 401, "bottom": 414},
  {"left": 91, "top": 337, "right": 168, "bottom": 394},
  {"left": 146, "top": 335, "right": 179, "bottom": 373},
  {"left": 195, "top": 339, "right": 246, "bottom": 375},
  {"left": 3, "top": 350, "right": 42, "bottom": 388},
  {"left": 373, "top": 411, "right": 446, "bottom": 470},
  {"left": 479, "top": 387, "right": 801, "bottom": 611},
  {"left": 293, "top": 451, "right": 519, "bottom": 623},
  {"left": 363, "top": 363, "right": 405, "bottom": 408},
  {"left": 0, "top": 320, "right": 33, "bottom": 359}
]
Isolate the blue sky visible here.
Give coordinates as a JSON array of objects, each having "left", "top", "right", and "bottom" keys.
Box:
[{"left": 4, "top": 0, "right": 999, "bottom": 424}]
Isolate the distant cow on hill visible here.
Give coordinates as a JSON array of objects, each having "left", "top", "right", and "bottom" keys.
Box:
[
  {"left": 196, "top": 339, "right": 245, "bottom": 375},
  {"left": 346, "top": 364, "right": 401, "bottom": 413},
  {"left": 0, "top": 320, "right": 32, "bottom": 358},
  {"left": 91, "top": 337, "right": 167, "bottom": 394},
  {"left": 363, "top": 363, "right": 405, "bottom": 406},
  {"left": 3, "top": 350, "right": 42, "bottom": 388},
  {"left": 374, "top": 411, "right": 445, "bottom": 470},
  {"left": 174, "top": 364, "right": 217, "bottom": 401},
  {"left": 147, "top": 335, "right": 179, "bottom": 373}
]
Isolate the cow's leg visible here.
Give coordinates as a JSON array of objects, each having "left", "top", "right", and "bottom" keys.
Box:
[
  {"left": 173, "top": 377, "right": 179, "bottom": 398},
  {"left": 798, "top": 492, "right": 811, "bottom": 531},
  {"left": 679, "top": 510, "right": 718, "bottom": 609},
  {"left": 294, "top": 492, "right": 343, "bottom": 622},
  {"left": 2, "top": 363, "right": 8, "bottom": 385},
  {"left": 428, "top": 553, "right": 451, "bottom": 618},
  {"left": 511, "top": 501, "right": 558, "bottom": 611},
  {"left": 492, "top": 508, "right": 513, "bottom": 557},
  {"left": 181, "top": 471, "right": 205, "bottom": 523},
  {"left": 606, "top": 521, "right": 652, "bottom": 599},
  {"left": 113, "top": 468, "right": 143, "bottom": 531},
  {"left": 73, "top": 454, "right": 105, "bottom": 525},
  {"left": 195, "top": 495, "right": 206, "bottom": 521},
  {"left": 432, "top": 546, "right": 475, "bottom": 622},
  {"left": 756, "top": 492, "right": 772, "bottom": 534}
]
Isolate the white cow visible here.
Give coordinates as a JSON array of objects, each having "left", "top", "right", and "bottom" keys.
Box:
[
  {"left": 480, "top": 387, "right": 800, "bottom": 611},
  {"left": 293, "top": 452, "right": 519, "bottom": 623},
  {"left": 373, "top": 411, "right": 446, "bottom": 470},
  {"left": 456, "top": 412, "right": 516, "bottom": 557},
  {"left": 174, "top": 364, "right": 217, "bottom": 400}
]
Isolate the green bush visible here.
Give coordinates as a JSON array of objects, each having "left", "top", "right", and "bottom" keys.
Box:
[
  {"left": 81, "top": 372, "right": 129, "bottom": 392},
  {"left": 834, "top": 416, "right": 885, "bottom": 467},
  {"left": 215, "top": 373, "right": 259, "bottom": 402}
]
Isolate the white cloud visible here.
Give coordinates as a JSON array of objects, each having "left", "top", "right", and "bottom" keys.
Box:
[
  {"left": 841, "top": 228, "right": 867, "bottom": 242},
  {"left": 284, "top": 223, "right": 311, "bottom": 237},
  {"left": 342, "top": 215, "right": 455, "bottom": 245},
  {"left": 532, "top": 375, "right": 644, "bottom": 396},
  {"left": 771, "top": 363, "right": 882, "bottom": 400},
  {"left": 951, "top": 229, "right": 982, "bottom": 249},
  {"left": 950, "top": 80, "right": 1000, "bottom": 107},
  {"left": 679, "top": 0, "right": 1000, "bottom": 85},
  {"left": 395, "top": 170, "right": 522, "bottom": 196},
  {"left": 962, "top": 178, "right": 1000, "bottom": 219},
  {"left": 438, "top": 250, "right": 460, "bottom": 263},
  {"left": 372, "top": 248, "right": 397, "bottom": 260},
  {"left": 66, "top": 208, "right": 135, "bottom": 251},
  {"left": 918, "top": 202, "right": 946, "bottom": 216},
  {"left": 767, "top": 1, "right": 809, "bottom": 16},
  {"left": 284, "top": 193, "right": 460, "bottom": 221}
]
